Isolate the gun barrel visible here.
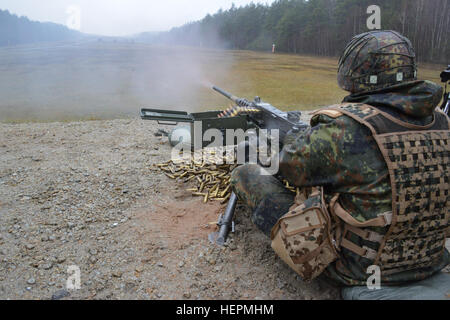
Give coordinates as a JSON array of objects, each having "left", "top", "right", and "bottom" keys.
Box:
[
  {"left": 213, "top": 86, "right": 240, "bottom": 103},
  {"left": 212, "top": 86, "right": 232, "bottom": 99}
]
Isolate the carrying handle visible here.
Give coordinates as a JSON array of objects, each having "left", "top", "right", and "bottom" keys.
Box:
[{"left": 157, "top": 120, "right": 179, "bottom": 126}]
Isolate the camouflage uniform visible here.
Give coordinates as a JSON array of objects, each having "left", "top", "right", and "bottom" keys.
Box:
[
  {"left": 231, "top": 31, "right": 449, "bottom": 286},
  {"left": 231, "top": 164, "right": 295, "bottom": 236}
]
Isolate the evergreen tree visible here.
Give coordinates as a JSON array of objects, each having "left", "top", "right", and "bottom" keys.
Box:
[
  {"left": 157, "top": 0, "right": 449, "bottom": 63},
  {"left": 0, "top": 9, "right": 82, "bottom": 46}
]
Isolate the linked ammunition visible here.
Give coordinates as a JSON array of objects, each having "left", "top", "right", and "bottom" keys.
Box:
[{"left": 218, "top": 105, "right": 261, "bottom": 118}]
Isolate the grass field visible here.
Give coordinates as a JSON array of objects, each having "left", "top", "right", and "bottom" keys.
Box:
[{"left": 0, "top": 42, "right": 444, "bottom": 122}]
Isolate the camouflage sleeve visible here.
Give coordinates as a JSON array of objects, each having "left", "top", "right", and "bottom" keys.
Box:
[{"left": 279, "top": 113, "right": 382, "bottom": 189}]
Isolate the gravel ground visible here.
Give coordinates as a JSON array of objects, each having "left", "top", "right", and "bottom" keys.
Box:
[{"left": 0, "top": 115, "right": 340, "bottom": 300}]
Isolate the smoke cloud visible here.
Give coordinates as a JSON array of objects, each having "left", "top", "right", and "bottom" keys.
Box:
[{"left": 0, "top": 38, "right": 235, "bottom": 122}]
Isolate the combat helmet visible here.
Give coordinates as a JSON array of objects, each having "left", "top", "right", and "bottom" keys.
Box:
[{"left": 338, "top": 30, "right": 417, "bottom": 94}]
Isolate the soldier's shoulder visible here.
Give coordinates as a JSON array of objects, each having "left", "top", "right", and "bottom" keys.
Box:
[
  {"left": 310, "top": 105, "right": 344, "bottom": 126},
  {"left": 312, "top": 103, "right": 376, "bottom": 117},
  {"left": 311, "top": 103, "right": 378, "bottom": 126}
]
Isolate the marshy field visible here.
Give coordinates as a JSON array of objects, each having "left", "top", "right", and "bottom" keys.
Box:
[{"left": 0, "top": 41, "right": 444, "bottom": 122}]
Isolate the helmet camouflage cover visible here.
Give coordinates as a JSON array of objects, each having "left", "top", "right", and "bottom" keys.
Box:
[{"left": 338, "top": 30, "right": 417, "bottom": 94}]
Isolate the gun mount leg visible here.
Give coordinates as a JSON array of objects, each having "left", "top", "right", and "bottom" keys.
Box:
[{"left": 208, "top": 193, "right": 238, "bottom": 246}]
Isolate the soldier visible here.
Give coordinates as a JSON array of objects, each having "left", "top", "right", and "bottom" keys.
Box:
[{"left": 231, "top": 30, "right": 449, "bottom": 299}]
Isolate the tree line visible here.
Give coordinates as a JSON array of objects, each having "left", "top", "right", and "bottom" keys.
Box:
[
  {"left": 0, "top": 9, "right": 81, "bottom": 46},
  {"left": 152, "top": 0, "right": 449, "bottom": 63}
]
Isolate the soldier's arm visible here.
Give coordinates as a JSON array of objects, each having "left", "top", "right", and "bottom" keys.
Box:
[{"left": 279, "top": 113, "right": 368, "bottom": 188}]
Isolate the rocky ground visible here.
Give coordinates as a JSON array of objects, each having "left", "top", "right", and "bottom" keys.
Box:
[
  {"left": 1, "top": 116, "right": 446, "bottom": 300},
  {"left": 0, "top": 115, "right": 342, "bottom": 300}
]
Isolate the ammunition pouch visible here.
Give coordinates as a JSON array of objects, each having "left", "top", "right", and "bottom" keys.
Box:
[{"left": 270, "top": 187, "right": 338, "bottom": 281}]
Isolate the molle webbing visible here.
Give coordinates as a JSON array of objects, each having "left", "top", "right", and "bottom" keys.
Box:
[{"left": 326, "top": 103, "right": 449, "bottom": 274}]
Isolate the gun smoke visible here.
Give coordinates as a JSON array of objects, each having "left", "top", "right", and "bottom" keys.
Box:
[{"left": 0, "top": 35, "right": 234, "bottom": 122}]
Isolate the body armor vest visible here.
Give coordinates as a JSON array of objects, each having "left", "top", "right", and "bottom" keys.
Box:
[{"left": 324, "top": 103, "right": 449, "bottom": 275}]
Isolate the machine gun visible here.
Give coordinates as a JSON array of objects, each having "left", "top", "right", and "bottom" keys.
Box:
[
  {"left": 207, "top": 65, "right": 450, "bottom": 245},
  {"left": 207, "top": 87, "right": 309, "bottom": 246},
  {"left": 141, "top": 87, "right": 309, "bottom": 148},
  {"left": 440, "top": 65, "right": 450, "bottom": 116},
  {"left": 141, "top": 86, "right": 309, "bottom": 246},
  {"left": 211, "top": 86, "right": 309, "bottom": 144}
]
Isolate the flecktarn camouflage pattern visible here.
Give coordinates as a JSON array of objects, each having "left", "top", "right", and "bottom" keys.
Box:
[
  {"left": 231, "top": 164, "right": 295, "bottom": 236},
  {"left": 343, "top": 80, "right": 443, "bottom": 120},
  {"left": 232, "top": 75, "right": 449, "bottom": 285},
  {"left": 322, "top": 103, "right": 449, "bottom": 281},
  {"left": 338, "top": 30, "right": 417, "bottom": 94}
]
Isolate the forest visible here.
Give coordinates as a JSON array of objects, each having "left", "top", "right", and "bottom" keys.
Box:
[
  {"left": 154, "top": 0, "right": 449, "bottom": 63},
  {"left": 1, "top": 1, "right": 448, "bottom": 63},
  {"left": 0, "top": 9, "right": 82, "bottom": 46}
]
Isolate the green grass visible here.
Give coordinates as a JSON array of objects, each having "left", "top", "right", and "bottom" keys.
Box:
[
  {"left": 222, "top": 51, "right": 347, "bottom": 110},
  {"left": 0, "top": 42, "right": 445, "bottom": 123}
]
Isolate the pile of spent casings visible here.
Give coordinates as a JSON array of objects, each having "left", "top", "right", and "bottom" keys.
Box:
[
  {"left": 152, "top": 147, "right": 300, "bottom": 204},
  {"left": 152, "top": 147, "right": 238, "bottom": 203}
]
